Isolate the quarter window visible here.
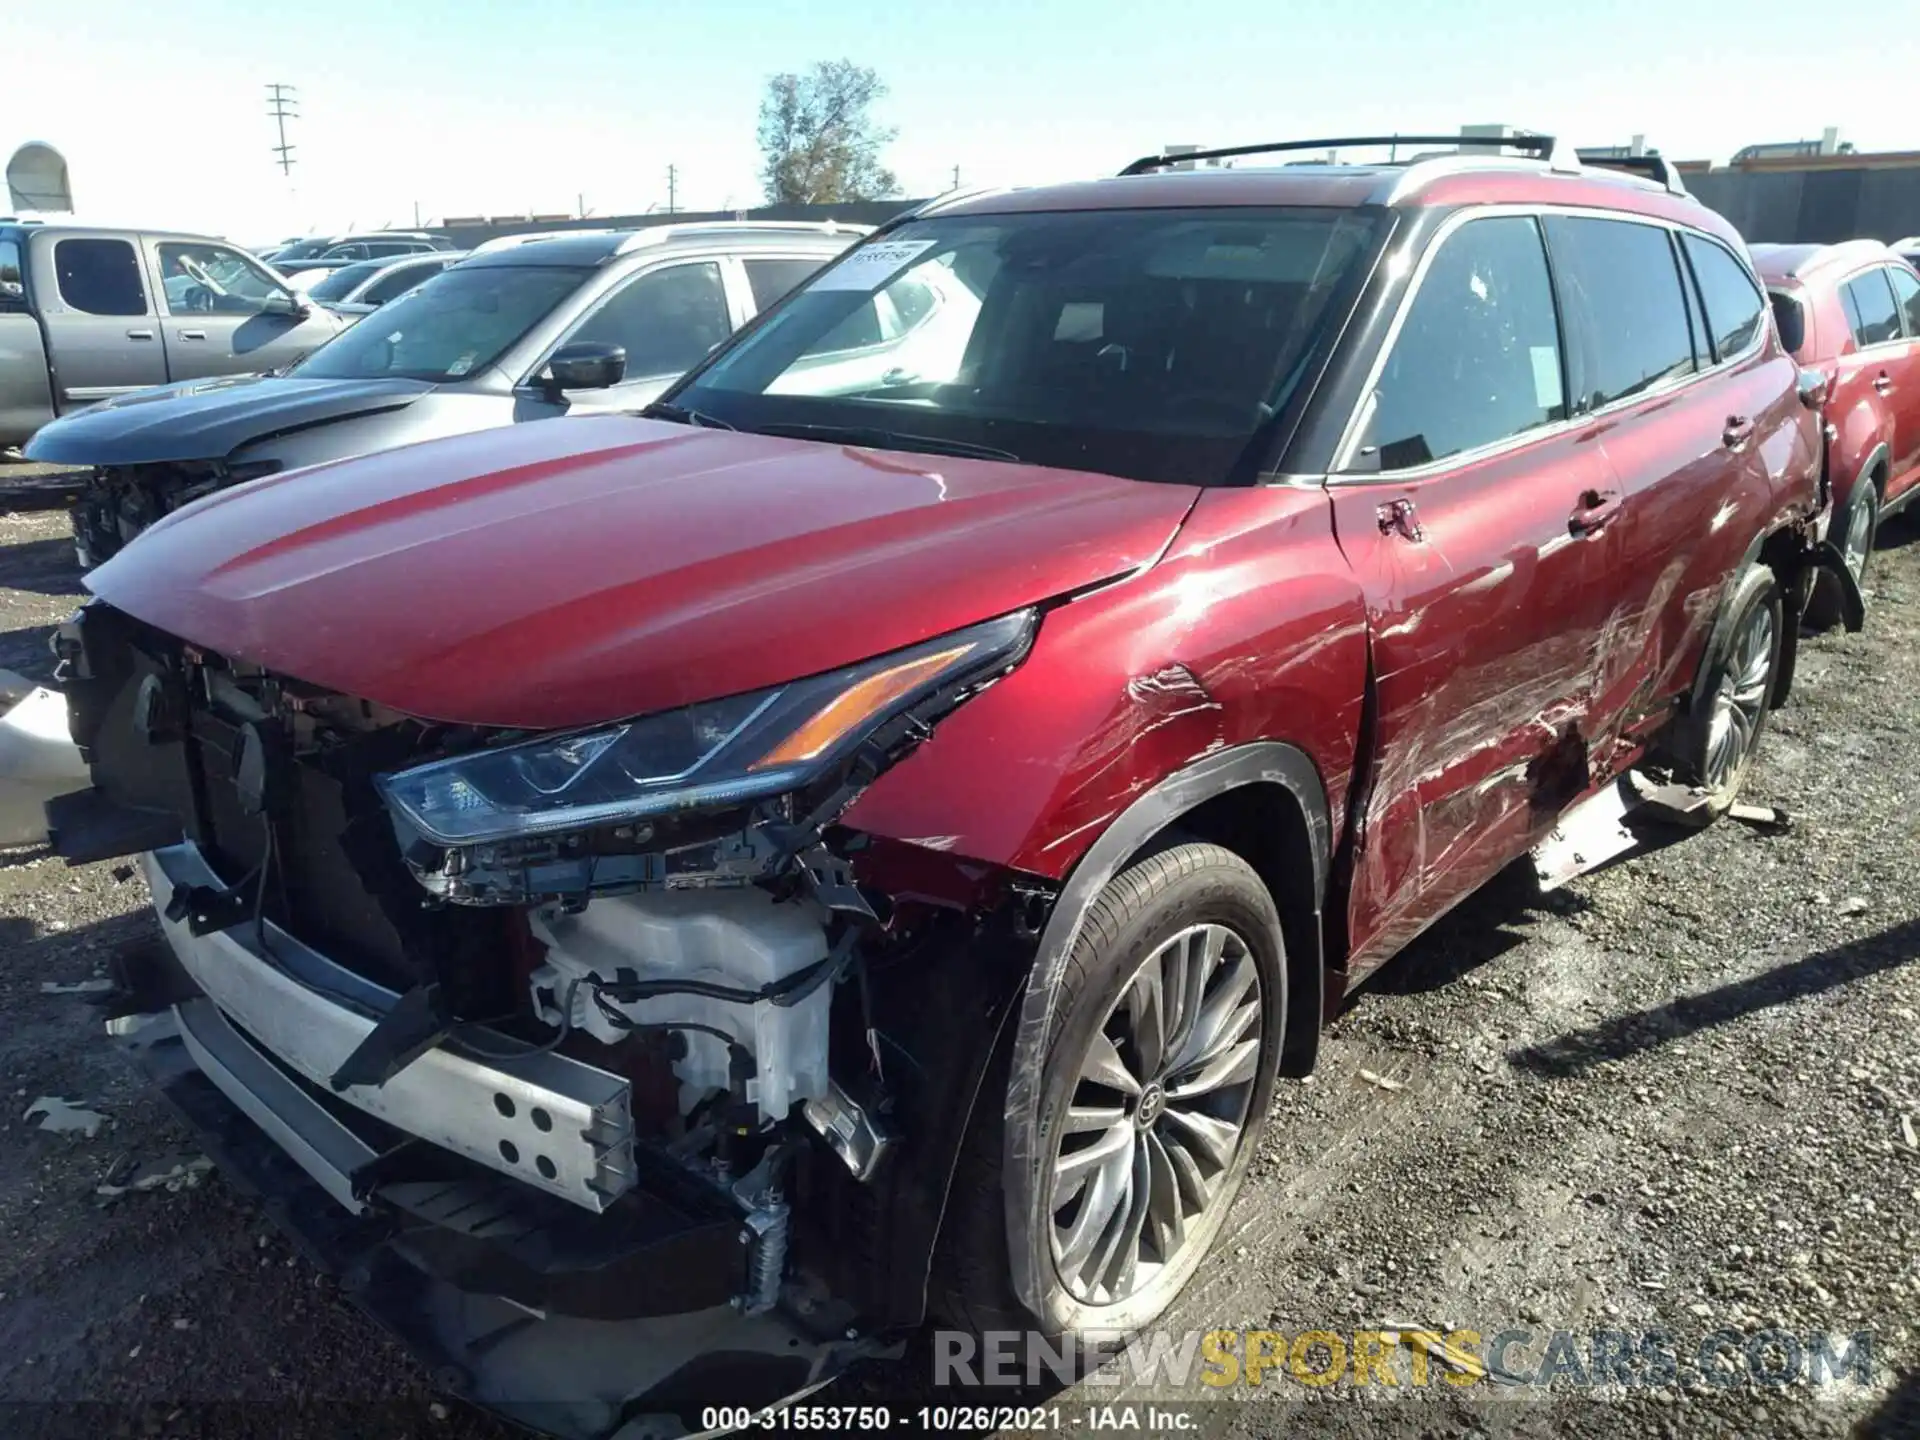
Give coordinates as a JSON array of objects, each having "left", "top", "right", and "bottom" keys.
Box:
[
  {"left": 1354, "top": 215, "right": 1565, "bottom": 472},
  {"left": 1543, "top": 216, "right": 1696, "bottom": 410},
  {"left": 1845, "top": 269, "right": 1903, "bottom": 347},
  {"left": 0, "top": 238, "right": 22, "bottom": 305},
  {"left": 53, "top": 238, "right": 148, "bottom": 317},
  {"left": 1886, "top": 265, "right": 1920, "bottom": 339},
  {"left": 1681, "top": 235, "right": 1766, "bottom": 359},
  {"left": 564, "top": 261, "right": 733, "bottom": 378}
]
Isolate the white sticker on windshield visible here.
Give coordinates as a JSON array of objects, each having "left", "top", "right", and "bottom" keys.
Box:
[
  {"left": 1530, "top": 346, "right": 1563, "bottom": 412},
  {"left": 809, "top": 239, "right": 939, "bottom": 293}
]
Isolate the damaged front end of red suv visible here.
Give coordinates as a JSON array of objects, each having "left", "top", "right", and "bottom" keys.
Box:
[{"left": 45, "top": 414, "right": 1208, "bottom": 1435}]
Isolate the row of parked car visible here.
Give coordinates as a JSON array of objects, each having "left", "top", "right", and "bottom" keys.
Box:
[{"left": 18, "top": 134, "right": 1911, "bottom": 1438}]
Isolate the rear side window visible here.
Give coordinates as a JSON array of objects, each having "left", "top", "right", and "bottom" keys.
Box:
[
  {"left": 1885, "top": 265, "right": 1920, "bottom": 339},
  {"left": 1542, "top": 217, "right": 1695, "bottom": 411},
  {"left": 1845, "top": 270, "right": 1903, "bottom": 347},
  {"left": 565, "top": 261, "right": 734, "bottom": 378},
  {"left": 53, "top": 238, "right": 148, "bottom": 316},
  {"left": 744, "top": 257, "right": 829, "bottom": 311},
  {"left": 1355, "top": 215, "right": 1565, "bottom": 472},
  {"left": 1682, "top": 235, "right": 1765, "bottom": 359}
]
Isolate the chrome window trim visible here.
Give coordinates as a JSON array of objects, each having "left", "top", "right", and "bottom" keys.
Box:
[{"left": 1328, "top": 203, "right": 1767, "bottom": 486}]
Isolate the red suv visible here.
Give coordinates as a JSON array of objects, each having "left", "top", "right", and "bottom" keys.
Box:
[
  {"left": 1752, "top": 240, "right": 1920, "bottom": 614},
  {"left": 52, "top": 136, "right": 1830, "bottom": 1432}
]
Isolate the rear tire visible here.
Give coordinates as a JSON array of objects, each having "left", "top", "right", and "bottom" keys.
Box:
[
  {"left": 1678, "top": 564, "right": 1784, "bottom": 818},
  {"left": 932, "top": 842, "right": 1286, "bottom": 1342},
  {"left": 1805, "top": 476, "right": 1878, "bottom": 628}
]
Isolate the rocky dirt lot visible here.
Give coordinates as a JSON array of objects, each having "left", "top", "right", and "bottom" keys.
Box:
[{"left": 0, "top": 497, "right": 1913, "bottom": 1440}]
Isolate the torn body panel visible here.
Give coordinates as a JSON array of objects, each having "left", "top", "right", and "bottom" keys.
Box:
[{"left": 846, "top": 485, "right": 1369, "bottom": 883}]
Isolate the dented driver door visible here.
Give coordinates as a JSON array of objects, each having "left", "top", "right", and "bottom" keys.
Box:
[{"left": 1326, "top": 212, "right": 1626, "bottom": 977}]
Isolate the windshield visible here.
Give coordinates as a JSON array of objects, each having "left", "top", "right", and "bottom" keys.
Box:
[
  {"left": 291, "top": 264, "right": 584, "bottom": 384},
  {"left": 304, "top": 260, "right": 387, "bottom": 302},
  {"left": 672, "top": 207, "right": 1381, "bottom": 485},
  {"left": 273, "top": 239, "right": 334, "bottom": 263}
]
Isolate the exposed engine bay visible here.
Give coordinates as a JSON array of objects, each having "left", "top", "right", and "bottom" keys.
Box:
[
  {"left": 72, "top": 460, "right": 281, "bottom": 567},
  {"left": 51, "top": 599, "right": 1051, "bottom": 1336}
]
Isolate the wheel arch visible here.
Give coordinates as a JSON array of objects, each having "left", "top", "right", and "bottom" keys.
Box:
[
  {"left": 998, "top": 741, "right": 1330, "bottom": 1323},
  {"left": 1689, "top": 520, "right": 1814, "bottom": 721}
]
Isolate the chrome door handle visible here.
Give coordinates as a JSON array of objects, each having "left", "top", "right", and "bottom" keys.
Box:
[
  {"left": 1875, "top": 373, "right": 1894, "bottom": 395},
  {"left": 1723, "top": 415, "right": 1755, "bottom": 449},
  {"left": 179, "top": 329, "right": 207, "bottom": 341},
  {"left": 125, "top": 328, "right": 154, "bottom": 340}
]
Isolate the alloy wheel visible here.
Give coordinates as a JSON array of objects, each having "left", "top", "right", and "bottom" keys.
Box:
[
  {"left": 1048, "top": 923, "right": 1262, "bottom": 1305},
  {"left": 1704, "top": 602, "right": 1775, "bottom": 791}
]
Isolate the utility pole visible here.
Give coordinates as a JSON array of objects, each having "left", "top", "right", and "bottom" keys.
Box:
[
  {"left": 413, "top": 199, "right": 421, "bottom": 227},
  {"left": 265, "top": 83, "right": 298, "bottom": 176},
  {"left": 951, "top": 164, "right": 961, "bottom": 190},
  {"left": 666, "top": 164, "right": 677, "bottom": 215}
]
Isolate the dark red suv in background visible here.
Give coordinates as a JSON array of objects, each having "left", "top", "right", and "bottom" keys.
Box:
[
  {"left": 50, "top": 135, "right": 1831, "bottom": 1434},
  {"left": 1753, "top": 240, "right": 1920, "bottom": 616}
]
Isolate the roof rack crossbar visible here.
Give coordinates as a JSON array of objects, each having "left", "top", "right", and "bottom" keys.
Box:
[
  {"left": 1573, "top": 151, "right": 1690, "bottom": 197},
  {"left": 1118, "top": 134, "right": 1564, "bottom": 176}
]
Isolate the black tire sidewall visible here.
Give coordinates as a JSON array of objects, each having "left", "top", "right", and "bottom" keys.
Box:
[{"left": 1021, "top": 845, "right": 1286, "bottom": 1337}]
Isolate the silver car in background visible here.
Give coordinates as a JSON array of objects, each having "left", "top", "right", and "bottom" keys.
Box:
[{"left": 26, "top": 222, "right": 867, "bottom": 562}]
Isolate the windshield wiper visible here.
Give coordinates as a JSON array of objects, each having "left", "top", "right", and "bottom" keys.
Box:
[
  {"left": 638, "top": 401, "right": 735, "bottom": 430},
  {"left": 749, "top": 422, "right": 1022, "bottom": 463}
]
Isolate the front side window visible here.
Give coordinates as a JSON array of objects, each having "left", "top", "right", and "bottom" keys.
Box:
[
  {"left": 676, "top": 207, "right": 1382, "bottom": 485},
  {"left": 563, "top": 261, "right": 734, "bottom": 378},
  {"left": 1682, "top": 234, "right": 1766, "bottom": 359},
  {"left": 54, "top": 238, "right": 148, "bottom": 317},
  {"left": 1885, "top": 265, "right": 1920, "bottom": 339},
  {"left": 1545, "top": 216, "right": 1696, "bottom": 411},
  {"left": 1845, "top": 269, "right": 1903, "bottom": 347},
  {"left": 1353, "top": 215, "right": 1564, "bottom": 472},
  {"left": 292, "top": 264, "right": 584, "bottom": 383},
  {"left": 156, "top": 242, "right": 287, "bottom": 316},
  {"left": 322, "top": 243, "right": 371, "bottom": 261}
]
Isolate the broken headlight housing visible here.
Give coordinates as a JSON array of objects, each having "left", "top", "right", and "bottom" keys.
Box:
[{"left": 375, "top": 609, "right": 1036, "bottom": 846}]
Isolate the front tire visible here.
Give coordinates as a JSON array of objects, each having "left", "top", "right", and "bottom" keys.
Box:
[{"left": 933, "top": 842, "right": 1286, "bottom": 1340}]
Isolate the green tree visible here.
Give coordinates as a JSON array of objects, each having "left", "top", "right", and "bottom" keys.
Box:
[{"left": 757, "top": 60, "right": 899, "bottom": 205}]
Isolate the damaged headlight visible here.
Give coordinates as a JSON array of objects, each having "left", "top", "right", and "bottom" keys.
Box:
[{"left": 376, "top": 609, "right": 1037, "bottom": 846}]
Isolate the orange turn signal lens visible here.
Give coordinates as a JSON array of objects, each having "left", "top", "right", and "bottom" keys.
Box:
[{"left": 751, "top": 643, "right": 974, "bottom": 769}]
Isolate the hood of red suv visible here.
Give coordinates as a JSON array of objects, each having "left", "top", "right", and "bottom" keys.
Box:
[{"left": 86, "top": 415, "right": 1196, "bottom": 729}]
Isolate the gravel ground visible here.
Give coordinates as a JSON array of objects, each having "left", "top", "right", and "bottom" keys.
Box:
[{"left": 0, "top": 505, "right": 1914, "bottom": 1439}]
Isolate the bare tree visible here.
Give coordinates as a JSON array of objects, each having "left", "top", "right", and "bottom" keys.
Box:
[{"left": 757, "top": 60, "right": 899, "bottom": 205}]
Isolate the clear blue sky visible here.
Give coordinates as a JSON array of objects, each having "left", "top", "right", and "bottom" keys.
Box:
[{"left": 4, "top": 0, "right": 1916, "bottom": 242}]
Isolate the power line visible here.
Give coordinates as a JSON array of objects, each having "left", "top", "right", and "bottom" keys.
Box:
[{"left": 265, "top": 83, "right": 298, "bottom": 177}]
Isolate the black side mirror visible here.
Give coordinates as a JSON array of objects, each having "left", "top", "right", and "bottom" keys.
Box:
[{"left": 542, "top": 341, "right": 627, "bottom": 401}]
